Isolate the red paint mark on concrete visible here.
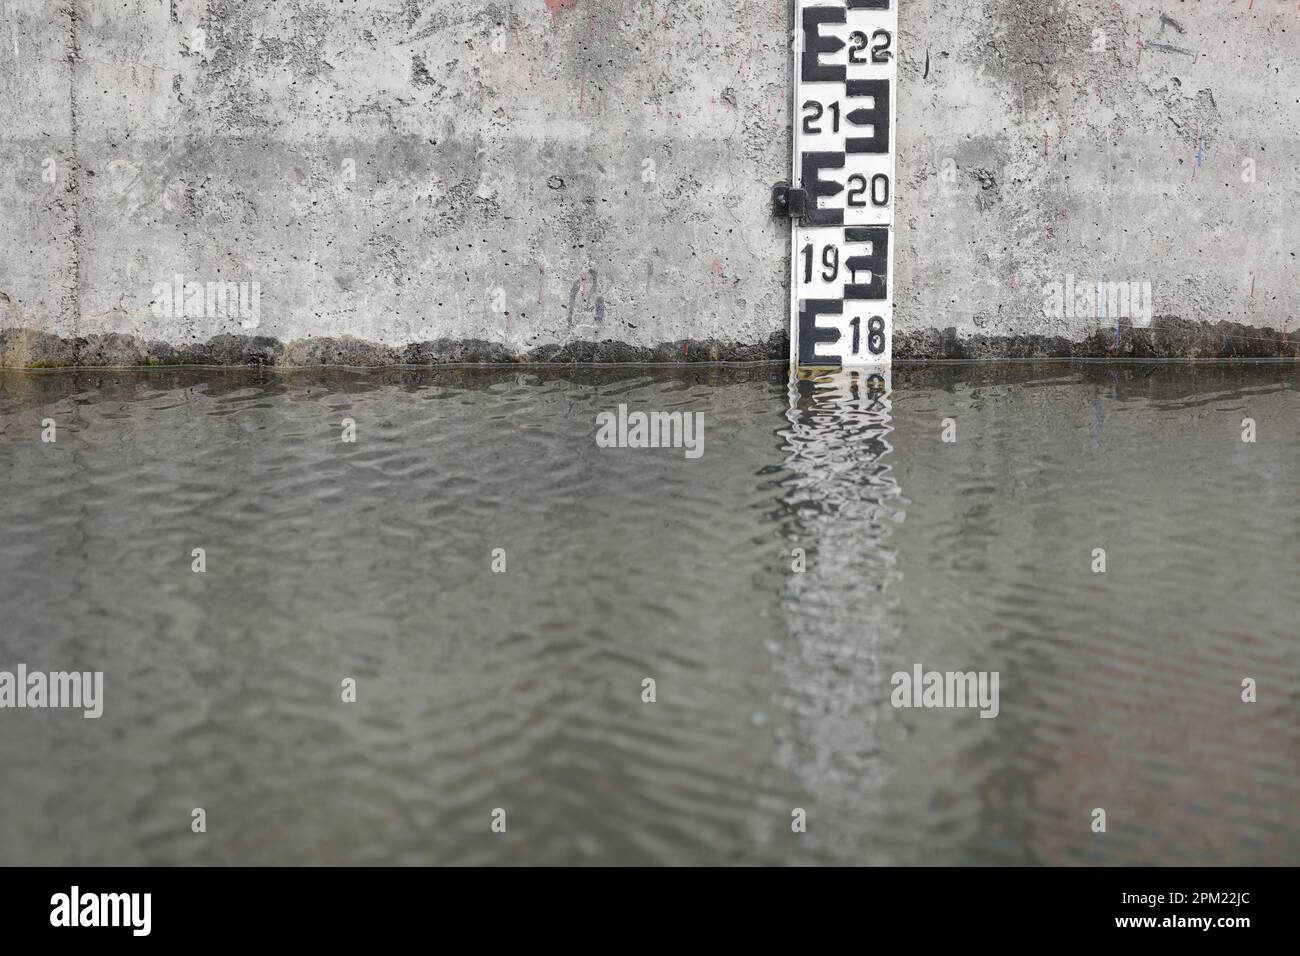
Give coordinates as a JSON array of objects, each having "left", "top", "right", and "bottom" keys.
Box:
[
  {"left": 578, "top": 77, "right": 586, "bottom": 111},
  {"left": 1250, "top": 273, "right": 1256, "bottom": 297},
  {"left": 544, "top": 0, "right": 577, "bottom": 30},
  {"left": 1010, "top": 274, "right": 1017, "bottom": 288}
]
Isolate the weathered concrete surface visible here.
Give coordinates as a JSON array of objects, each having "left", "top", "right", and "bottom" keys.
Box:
[
  {"left": 0, "top": 0, "right": 1297, "bottom": 366},
  {"left": 897, "top": 0, "right": 1300, "bottom": 359}
]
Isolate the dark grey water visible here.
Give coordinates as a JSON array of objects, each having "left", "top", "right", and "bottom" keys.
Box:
[{"left": 0, "top": 363, "right": 1297, "bottom": 865}]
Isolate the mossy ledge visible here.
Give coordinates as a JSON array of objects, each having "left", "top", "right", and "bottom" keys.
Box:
[{"left": 2, "top": 317, "right": 1298, "bottom": 368}]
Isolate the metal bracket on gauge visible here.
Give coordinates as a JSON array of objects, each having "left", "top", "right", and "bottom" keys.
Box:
[{"left": 771, "top": 183, "right": 809, "bottom": 219}]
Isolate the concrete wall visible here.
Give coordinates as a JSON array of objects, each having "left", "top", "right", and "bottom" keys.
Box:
[{"left": 0, "top": 0, "right": 1296, "bottom": 366}]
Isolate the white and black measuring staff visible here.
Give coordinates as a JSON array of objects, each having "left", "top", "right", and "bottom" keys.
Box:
[{"left": 774, "top": 0, "right": 898, "bottom": 368}]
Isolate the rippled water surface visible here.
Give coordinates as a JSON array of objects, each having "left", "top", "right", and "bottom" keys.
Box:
[{"left": 1, "top": 363, "right": 1297, "bottom": 865}]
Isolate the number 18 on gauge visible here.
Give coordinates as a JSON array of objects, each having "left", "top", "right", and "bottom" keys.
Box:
[{"left": 786, "top": 0, "right": 897, "bottom": 368}]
